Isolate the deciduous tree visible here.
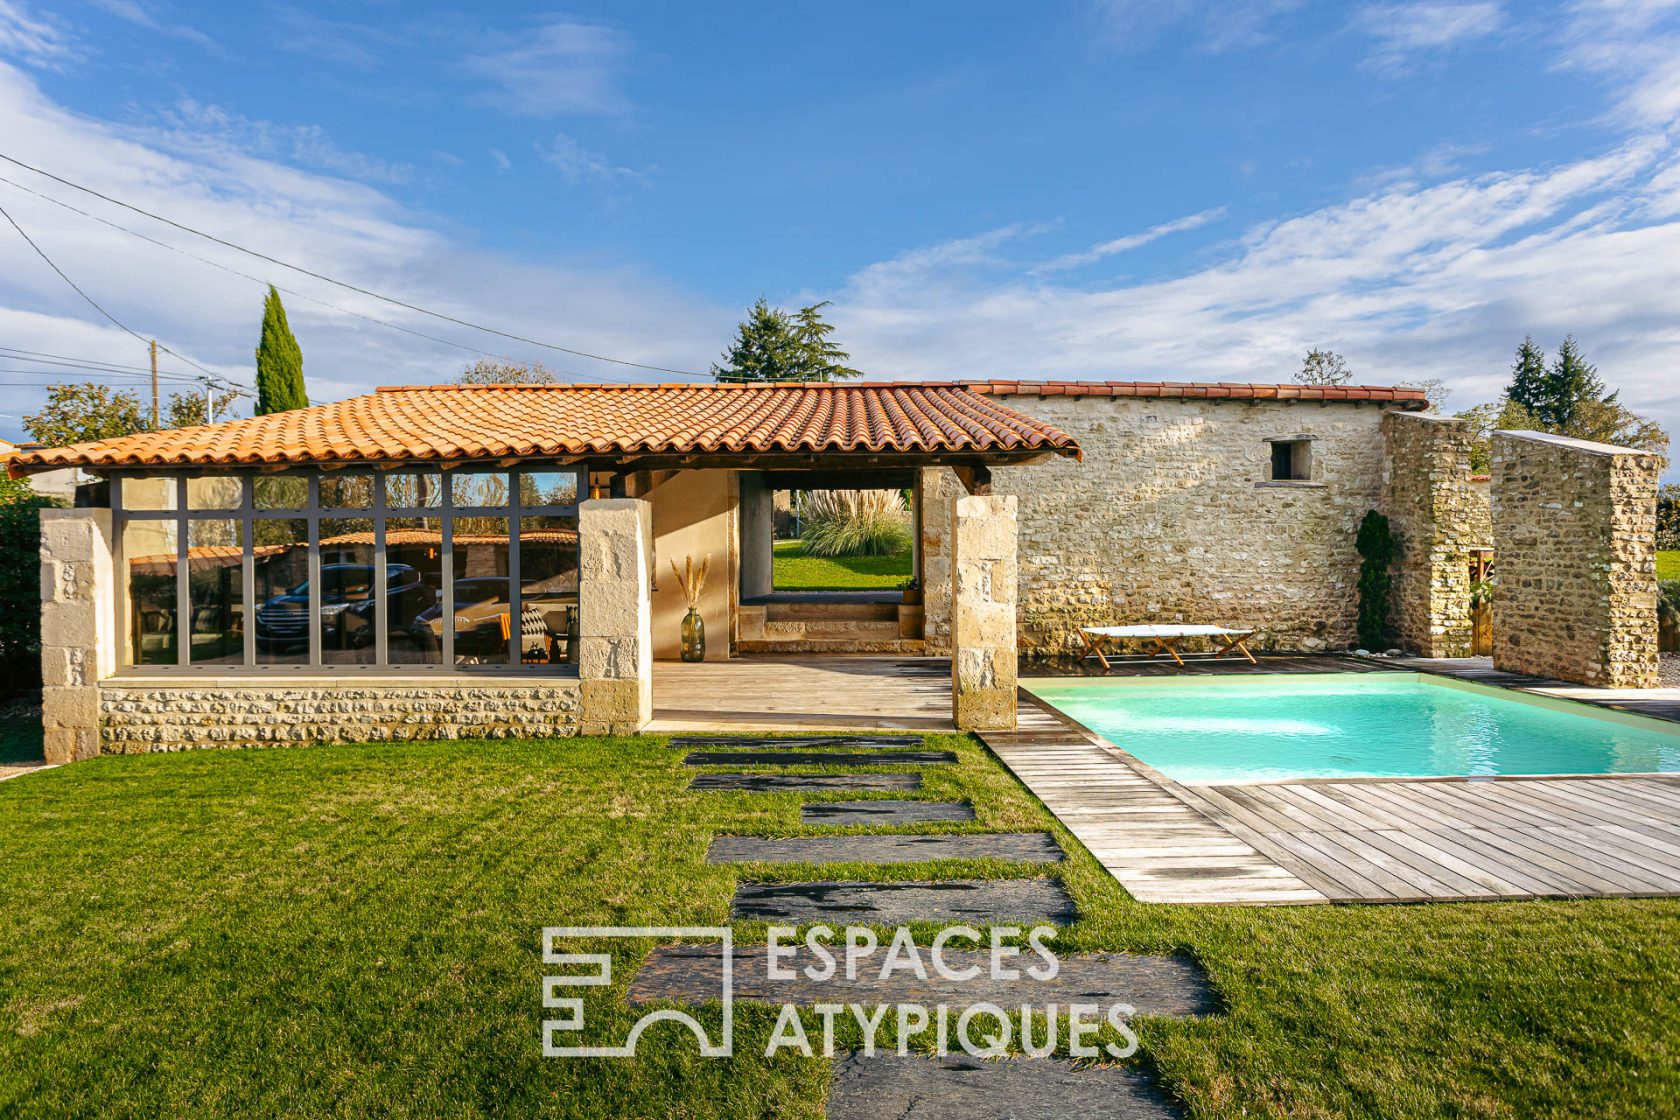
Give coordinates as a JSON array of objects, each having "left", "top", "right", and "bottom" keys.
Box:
[
  {"left": 23, "top": 382, "right": 147, "bottom": 446},
  {"left": 1295, "top": 348, "right": 1352, "bottom": 386}
]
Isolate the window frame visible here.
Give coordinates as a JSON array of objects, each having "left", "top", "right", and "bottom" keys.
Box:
[
  {"left": 111, "top": 466, "right": 582, "bottom": 675},
  {"left": 1262, "top": 437, "right": 1317, "bottom": 485}
]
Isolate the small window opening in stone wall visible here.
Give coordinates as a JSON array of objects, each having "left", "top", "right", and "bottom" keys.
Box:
[{"left": 1267, "top": 438, "right": 1313, "bottom": 482}]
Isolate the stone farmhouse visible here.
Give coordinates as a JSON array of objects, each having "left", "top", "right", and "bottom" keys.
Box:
[{"left": 8, "top": 379, "right": 1660, "bottom": 762}]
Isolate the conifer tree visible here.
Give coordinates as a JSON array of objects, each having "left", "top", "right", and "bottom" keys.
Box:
[
  {"left": 255, "top": 286, "right": 307, "bottom": 415},
  {"left": 1505, "top": 336, "right": 1548, "bottom": 418},
  {"left": 712, "top": 299, "right": 860, "bottom": 382},
  {"left": 1542, "top": 334, "right": 1611, "bottom": 431}
]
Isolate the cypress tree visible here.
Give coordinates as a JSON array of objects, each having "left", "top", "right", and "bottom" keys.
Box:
[
  {"left": 1355, "top": 510, "right": 1395, "bottom": 651},
  {"left": 255, "top": 286, "right": 308, "bottom": 415},
  {"left": 1505, "top": 336, "right": 1548, "bottom": 419}
]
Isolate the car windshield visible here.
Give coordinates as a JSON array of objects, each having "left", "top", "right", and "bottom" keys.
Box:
[{"left": 454, "top": 580, "right": 506, "bottom": 606}]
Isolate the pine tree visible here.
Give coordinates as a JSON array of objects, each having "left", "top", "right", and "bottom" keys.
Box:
[
  {"left": 255, "top": 286, "right": 308, "bottom": 415},
  {"left": 712, "top": 299, "right": 860, "bottom": 382},
  {"left": 1505, "top": 336, "right": 1548, "bottom": 418},
  {"left": 1542, "top": 334, "right": 1611, "bottom": 431},
  {"left": 792, "top": 301, "right": 860, "bottom": 380},
  {"left": 1295, "top": 348, "right": 1352, "bottom": 386}
]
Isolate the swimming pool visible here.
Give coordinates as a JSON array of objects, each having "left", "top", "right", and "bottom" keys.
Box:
[{"left": 1024, "top": 673, "right": 1680, "bottom": 783}]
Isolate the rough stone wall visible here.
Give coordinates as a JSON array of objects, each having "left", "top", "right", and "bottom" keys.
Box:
[
  {"left": 1491, "top": 431, "right": 1659, "bottom": 688},
  {"left": 100, "top": 681, "right": 581, "bottom": 751},
  {"left": 970, "top": 395, "right": 1392, "bottom": 654},
  {"left": 1465, "top": 476, "right": 1493, "bottom": 549},
  {"left": 578, "top": 498, "right": 653, "bottom": 734},
  {"left": 951, "top": 494, "right": 1017, "bottom": 730},
  {"left": 918, "top": 466, "right": 964, "bottom": 655},
  {"left": 1381, "top": 411, "right": 1474, "bottom": 657},
  {"left": 40, "top": 508, "right": 116, "bottom": 764}
]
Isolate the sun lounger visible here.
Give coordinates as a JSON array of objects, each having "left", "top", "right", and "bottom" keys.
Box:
[{"left": 1077, "top": 625, "right": 1256, "bottom": 670}]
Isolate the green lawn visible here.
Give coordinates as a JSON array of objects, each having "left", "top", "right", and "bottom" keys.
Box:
[
  {"left": 1659, "top": 550, "right": 1680, "bottom": 581},
  {"left": 771, "top": 538, "right": 913, "bottom": 591},
  {"left": 1, "top": 735, "right": 1677, "bottom": 1117}
]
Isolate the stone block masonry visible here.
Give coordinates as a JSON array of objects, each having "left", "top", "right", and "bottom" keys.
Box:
[
  {"left": 1381, "top": 411, "right": 1474, "bottom": 657},
  {"left": 1491, "top": 430, "right": 1659, "bottom": 688},
  {"left": 40, "top": 508, "right": 116, "bottom": 765},
  {"left": 101, "top": 680, "right": 581, "bottom": 751},
  {"left": 577, "top": 498, "right": 653, "bottom": 734},
  {"left": 951, "top": 494, "right": 1018, "bottom": 730}
]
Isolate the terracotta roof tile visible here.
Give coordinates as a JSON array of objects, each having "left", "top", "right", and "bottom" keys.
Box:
[
  {"left": 8, "top": 382, "right": 1082, "bottom": 474},
  {"left": 964, "top": 380, "right": 1429, "bottom": 407}
]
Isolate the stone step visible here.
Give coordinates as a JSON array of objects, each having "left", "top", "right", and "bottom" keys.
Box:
[
  {"left": 737, "top": 638, "right": 927, "bottom": 655},
  {"left": 690, "top": 773, "right": 923, "bottom": 792},
  {"left": 707, "top": 833, "right": 1063, "bottom": 864},
  {"left": 763, "top": 619, "right": 904, "bottom": 639},
  {"left": 765, "top": 600, "right": 900, "bottom": 622},
  {"left": 628, "top": 945, "right": 1214, "bottom": 1017},
  {"left": 802, "top": 800, "right": 975, "bottom": 824},
  {"left": 826, "top": 1054, "right": 1178, "bottom": 1120},
  {"left": 684, "top": 750, "right": 955, "bottom": 767},
  {"left": 729, "top": 879, "right": 1078, "bottom": 924}
]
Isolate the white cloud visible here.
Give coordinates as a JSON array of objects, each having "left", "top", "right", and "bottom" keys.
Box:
[
  {"left": 0, "top": 0, "right": 75, "bottom": 68},
  {"left": 0, "top": 61, "right": 727, "bottom": 439},
  {"left": 1091, "top": 0, "right": 1301, "bottom": 52},
  {"left": 463, "top": 19, "right": 631, "bottom": 117},
  {"left": 1353, "top": 2, "right": 1504, "bottom": 72},
  {"left": 539, "top": 133, "right": 647, "bottom": 189},
  {"left": 819, "top": 135, "right": 1680, "bottom": 454},
  {"left": 157, "top": 99, "right": 415, "bottom": 185},
  {"left": 86, "top": 0, "right": 216, "bottom": 50},
  {"left": 1036, "top": 207, "right": 1228, "bottom": 273},
  {"left": 1556, "top": 0, "right": 1680, "bottom": 126}
]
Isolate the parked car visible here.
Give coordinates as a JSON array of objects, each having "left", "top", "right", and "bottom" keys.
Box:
[
  {"left": 256, "top": 563, "right": 432, "bottom": 652},
  {"left": 409, "top": 577, "right": 576, "bottom": 661}
]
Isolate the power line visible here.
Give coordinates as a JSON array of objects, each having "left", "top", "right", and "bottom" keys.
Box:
[
  {"left": 0, "top": 347, "right": 204, "bottom": 380},
  {"left": 0, "top": 198, "right": 222, "bottom": 383},
  {"left": 0, "top": 151, "right": 711, "bottom": 380},
  {"left": 0, "top": 174, "right": 616, "bottom": 384},
  {"left": 0, "top": 365, "right": 204, "bottom": 386}
]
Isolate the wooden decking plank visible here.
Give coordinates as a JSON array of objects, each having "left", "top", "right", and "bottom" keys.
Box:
[
  {"left": 1469, "top": 825, "right": 1660, "bottom": 893},
  {"left": 1376, "top": 829, "right": 1533, "bottom": 896},
  {"left": 1421, "top": 826, "right": 1597, "bottom": 896},
  {"left": 1287, "top": 830, "right": 1418, "bottom": 900},
  {"left": 1278, "top": 784, "right": 1386, "bottom": 831},
  {"left": 1352, "top": 827, "right": 1494, "bottom": 896},
  {"left": 1427, "top": 783, "right": 1560, "bottom": 829},
  {"left": 1529, "top": 827, "right": 1680, "bottom": 891}
]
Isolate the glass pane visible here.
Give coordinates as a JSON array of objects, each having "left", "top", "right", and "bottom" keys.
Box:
[
  {"left": 186, "top": 476, "right": 243, "bottom": 510},
  {"left": 385, "top": 518, "right": 443, "bottom": 665},
  {"left": 253, "top": 474, "right": 309, "bottom": 510},
  {"left": 123, "top": 521, "right": 178, "bottom": 665},
  {"left": 450, "top": 470, "right": 508, "bottom": 508},
  {"left": 385, "top": 470, "right": 443, "bottom": 509},
  {"left": 187, "top": 520, "right": 243, "bottom": 665},
  {"left": 121, "top": 477, "right": 177, "bottom": 511},
  {"left": 519, "top": 515, "right": 579, "bottom": 665},
  {"left": 449, "top": 515, "right": 511, "bottom": 665},
  {"left": 253, "top": 519, "right": 310, "bottom": 664},
  {"left": 519, "top": 470, "right": 578, "bottom": 508},
  {"left": 318, "top": 518, "right": 376, "bottom": 664},
  {"left": 319, "top": 474, "right": 374, "bottom": 509}
]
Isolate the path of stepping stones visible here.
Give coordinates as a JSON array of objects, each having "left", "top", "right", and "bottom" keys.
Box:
[{"left": 649, "top": 733, "right": 1206, "bottom": 1118}]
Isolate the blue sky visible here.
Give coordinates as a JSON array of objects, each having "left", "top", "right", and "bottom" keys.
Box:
[{"left": 1, "top": 1, "right": 1678, "bottom": 471}]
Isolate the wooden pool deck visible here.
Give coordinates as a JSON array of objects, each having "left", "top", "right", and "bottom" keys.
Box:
[{"left": 650, "top": 655, "right": 955, "bottom": 732}]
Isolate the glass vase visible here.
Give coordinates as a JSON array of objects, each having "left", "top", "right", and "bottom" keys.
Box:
[{"left": 680, "top": 607, "right": 705, "bottom": 662}]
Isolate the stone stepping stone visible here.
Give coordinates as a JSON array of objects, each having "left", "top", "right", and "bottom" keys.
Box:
[
  {"left": 708, "top": 833, "right": 1063, "bottom": 865},
  {"left": 802, "top": 801, "right": 975, "bottom": 825},
  {"left": 730, "top": 880, "right": 1077, "bottom": 924},
  {"left": 669, "top": 735, "right": 923, "bottom": 749},
  {"left": 826, "top": 1053, "right": 1177, "bottom": 1120},
  {"left": 629, "top": 945, "right": 1214, "bottom": 1017},
  {"left": 684, "top": 750, "right": 956, "bottom": 767},
  {"left": 690, "top": 773, "right": 922, "bottom": 792}
]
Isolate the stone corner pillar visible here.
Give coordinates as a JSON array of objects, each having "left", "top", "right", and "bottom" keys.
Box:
[
  {"left": 950, "top": 493, "right": 1018, "bottom": 731},
  {"left": 1379, "top": 410, "right": 1474, "bottom": 658},
  {"left": 577, "top": 498, "right": 653, "bottom": 735},
  {"left": 40, "top": 507, "right": 115, "bottom": 765}
]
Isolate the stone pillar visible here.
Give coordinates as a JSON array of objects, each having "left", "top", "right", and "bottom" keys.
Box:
[
  {"left": 950, "top": 494, "right": 1018, "bottom": 730},
  {"left": 1491, "top": 431, "right": 1659, "bottom": 688},
  {"left": 40, "top": 508, "right": 116, "bottom": 764},
  {"left": 918, "top": 467, "right": 964, "bottom": 655},
  {"left": 578, "top": 498, "right": 652, "bottom": 735},
  {"left": 1380, "top": 410, "right": 1474, "bottom": 657},
  {"left": 737, "top": 472, "right": 773, "bottom": 600}
]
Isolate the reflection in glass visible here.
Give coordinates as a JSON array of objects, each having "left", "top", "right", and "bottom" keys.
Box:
[
  {"left": 187, "top": 520, "right": 243, "bottom": 664},
  {"left": 385, "top": 517, "right": 443, "bottom": 664},
  {"left": 124, "top": 520, "right": 178, "bottom": 665},
  {"left": 253, "top": 474, "right": 309, "bottom": 510},
  {"left": 449, "top": 516, "right": 510, "bottom": 664},
  {"left": 384, "top": 471, "right": 442, "bottom": 509},
  {"left": 122, "top": 477, "right": 177, "bottom": 510},
  {"left": 519, "top": 471, "right": 578, "bottom": 508},
  {"left": 520, "top": 515, "right": 579, "bottom": 664},
  {"left": 253, "top": 519, "right": 310, "bottom": 663},
  {"left": 186, "top": 476, "right": 243, "bottom": 510},
  {"left": 450, "top": 471, "right": 508, "bottom": 508},
  {"left": 318, "top": 518, "right": 376, "bottom": 664},
  {"left": 318, "top": 474, "right": 374, "bottom": 509}
]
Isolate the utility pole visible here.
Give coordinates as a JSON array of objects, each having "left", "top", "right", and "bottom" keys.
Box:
[
  {"left": 149, "top": 339, "right": 159, "bottom": 428},
  {"left": 203, "top": 375, "right": 214, "bottom": 423}
]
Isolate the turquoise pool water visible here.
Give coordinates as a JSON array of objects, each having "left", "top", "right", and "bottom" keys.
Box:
[{"left": 1025, "top": 674, "right": 1680, "bottom": 783}]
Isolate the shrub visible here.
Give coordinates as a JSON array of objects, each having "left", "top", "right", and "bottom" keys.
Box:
[
  {"left": 1355, "top": 509, "right": 1395, "bottom": 650},
  {"left": 0, "top": 477, "right": 52, "bottom": 697},
  {"left": 798, "top": 489, "right": 910, "bottom": 557},
  {"left": 1660, "top": 580, "right": 1680, "bottom": 626}
]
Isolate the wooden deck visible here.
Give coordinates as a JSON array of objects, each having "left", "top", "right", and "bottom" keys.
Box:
[
  {"left": 980, "top": 703, "right": 1328, "bottom": 905},
  {"left": 650, "top": 655, "right": 955, "bottom": 732}
]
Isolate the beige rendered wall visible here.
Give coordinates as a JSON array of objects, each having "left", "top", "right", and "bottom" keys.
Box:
[
  {"left": 938, "top": 394, "right": 1393, "bottom": 655},
  {"left": 649, "top": 470, "right": 738, "bottom": 660}
]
